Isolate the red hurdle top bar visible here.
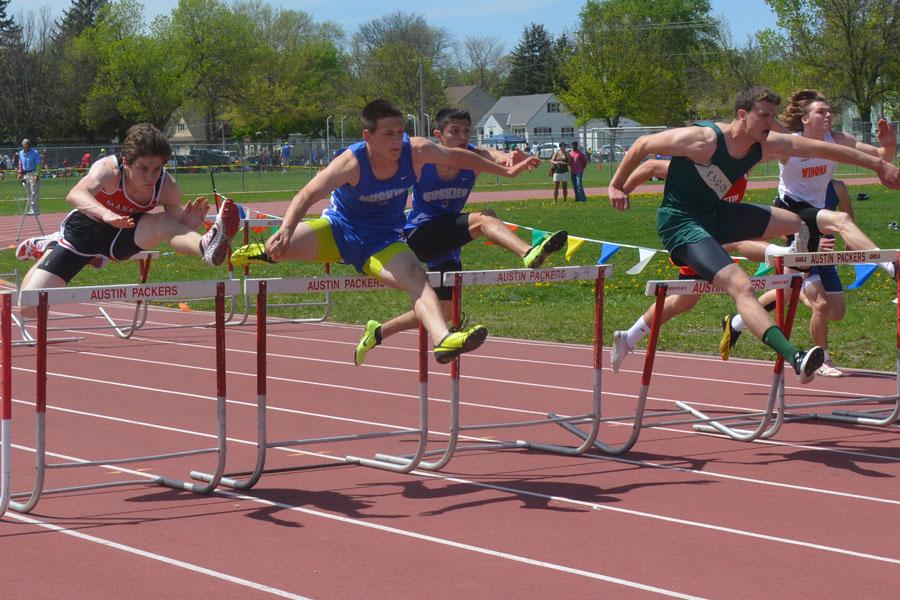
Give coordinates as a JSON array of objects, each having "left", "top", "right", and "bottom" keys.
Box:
[
  {"left": 19, "top": 279, "right": 241, "bottom": 307},
  {"left": 644, "top": 274, "right": 797, "bottom": 296},
  {"left": 244, "top": 272, "right": 443, "bottom": 296},
  {"left": 782, "top": 249, "right": 899, "bottom": 269},
  {"left": 441, "top": 265, "right": 611, "bottom": 287}
]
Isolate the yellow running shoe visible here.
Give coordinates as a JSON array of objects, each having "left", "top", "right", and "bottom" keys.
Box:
[
  {"left": 354, "top": 320, "right": 382, "bottom": 366},
  {"left": 522, "top": 230, "right": 568, "bottom": 269},
  {"left": 231, "top": 242, "right": 274, "bottom": 268},
  {"left": 433, "top": 324, "right": 488, "bottom": 364},
  {"left": 719, "top": 314, "right": 742, "bottom": 361}
]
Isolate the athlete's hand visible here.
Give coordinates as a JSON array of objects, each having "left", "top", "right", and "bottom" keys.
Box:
[
  {"left": 505, "top": 156, "right": 541, "bottom": 176},
  {"left": 506, "top": 149, "right": 531, "bottom": 167},
  {"left": 103, "top": 213, "right": 135, "bottom": 229},
  {"left": 180, "top": 196, "right": 209, "bottom": 229},
  {"left": 265, "top": 227, "right": 292, "bottom": 262},
  {"left": 608, "top": 185, "right": 630, "bottom": 211},
  {"left": 817, "top": 236, "right": 835, "bottom": 252},
  {"left": 876, "top": 119, "right": 896, "bottom": 153}
]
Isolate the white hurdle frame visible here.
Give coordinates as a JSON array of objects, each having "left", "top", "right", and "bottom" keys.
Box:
[
  {"left": 191, "top": 272, "right": 442, "bottom": 490},
  {"left": 13, "top": 251, "right": 159, "bottom": 344},
  {"left": 2, "top": 279, "right": 238, "bottom": 517},
  {"left": 377, "top": 265, "right": 613, "bottom": 471},
  {"left": 1, "top": 294, "right": 12, "bottom": 517},
  {"left": 756, "top": 250, "right": 900, "bottom": 428},
  {"left": 225, "top": 217, "right": 333, "bottom": 327},
  {"left": 659, "top": 272, "right": 804, "bottom": 442},
  {"left": 560, "top": 273, "right": 805, "bottom": 451}
]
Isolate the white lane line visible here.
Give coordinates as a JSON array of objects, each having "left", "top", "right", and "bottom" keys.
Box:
[
  {"left": 13, "top": 357, "right": 899, "bottom": 467},
  {"left": 5, "top": 512, "right": 312, "bottom": 600},
  {"left": 8, "top": 444, "right": 703, "bottom": 600},
  {"left": 9, "top": 402, "right": 900, "bottom": 568},
  {"left": 13, "top": 396, "right": 900, "bottom": 507},
  {"left": 52, "top": 320, "right": 889, "bottom": 400}
]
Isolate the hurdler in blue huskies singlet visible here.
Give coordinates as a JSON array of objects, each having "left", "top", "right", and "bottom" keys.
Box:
[
  {"left": 322, "top": 134, "right": 415, "bottom": 271},
  {"left": 404, "top": 145, "right": 477, "bottom": 266}
]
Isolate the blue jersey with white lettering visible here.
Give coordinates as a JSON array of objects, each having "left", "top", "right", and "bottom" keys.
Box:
[
  {"left": 323, "top": 135, "right": 414, "bottom": 235},
  {"left": 404, "top": 145, "right": 477, "bottom": 234}
]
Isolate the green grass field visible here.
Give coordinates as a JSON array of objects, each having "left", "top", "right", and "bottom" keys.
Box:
[{"left": 1, "top": 175, "right": 898, "bottom": 371}]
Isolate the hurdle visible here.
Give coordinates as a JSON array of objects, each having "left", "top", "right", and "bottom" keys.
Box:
[
  {"left": 662, "top": 272, "right": 805, "bottom": 441},
  {"left": 375, "top": 265, "right": 613, "bottom": 471},
  {"left": 13, "top": 251, "right": 160, "bottom": 343},
  {"left": 191, "top": 271, "right": 442, "bottom": 491},
  {"left": 225, "top": 216, "right": 332, "bottom": 327},
  {"left": 0, "top": 294, "right": 11, "bottom": 516},
  {"left": 2, "top": 278, "right": 238, "bottom": 517},
  {"left": 754, "top": 249, "right": 900, "bottom": 428}
]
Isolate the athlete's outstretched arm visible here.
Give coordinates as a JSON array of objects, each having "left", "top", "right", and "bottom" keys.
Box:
[
  {"left": 411, "top": 137, "right": 540, "bottom": 178},
  {"left": 764, "top": 132, "right": 900, "bottom": 188},
  {"left": 609, "top": 127, "right": 713, "bottom": 210},
  {"left": 622, "top": 159, "right": 671, "bottom": 194},
  {"left": 266, "top": 151, "right": 357, "bottom": 261}
]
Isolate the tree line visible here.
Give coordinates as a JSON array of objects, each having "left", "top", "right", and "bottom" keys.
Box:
[{"left": 0, "top": 0, "right": 897, "bottom": 145}]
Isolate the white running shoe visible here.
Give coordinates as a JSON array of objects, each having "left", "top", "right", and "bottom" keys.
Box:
[
  {"left": 15, "top": 232, "right": 61, "bottom": 261},
  {"left": 610, "top": 330, "right": 632, "bottom": 374},
  {"left": 816, "top": 359, "right": 844, "bottom": 377},
  {"left": 200, "top": 198, "right": 241, "bottom": 266},
  {"left": 764, "top": 244, "right": 790, "bottom": 267},
  {"left": 788, "top": 221, "right": 810, "bottom": 254}
]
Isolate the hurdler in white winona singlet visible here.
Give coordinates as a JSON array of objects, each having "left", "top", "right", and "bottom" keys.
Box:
[{"left": 777, "top": 131, "right": 836, "bottom": 208}]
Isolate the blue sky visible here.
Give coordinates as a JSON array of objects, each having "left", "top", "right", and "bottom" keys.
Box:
[{"left": 11, "top": 0, "right": 778, "bottom": 48}]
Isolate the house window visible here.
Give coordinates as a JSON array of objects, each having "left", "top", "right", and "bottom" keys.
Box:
[
  {"left": 533, "top": 127, "right": 551, "bottom": 135},
  {"left": 177, "top": 122, "right": 186, "bottom": 132},
  {"left": 547, "top": 102, "right": 561, "bottom": 113},
  {"left": 512, "top": 128, "right": 525, "bottom": 135},
  {"left": 477, "top": 127, "right": 484, "bottom": 137},
  {"left": 561, "top": 127, "right": 575, "bottom": 138}
]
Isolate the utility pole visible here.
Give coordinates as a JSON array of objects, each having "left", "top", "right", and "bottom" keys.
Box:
[{"left": 418, "top": 58, "right": 425, "bottom": 140}]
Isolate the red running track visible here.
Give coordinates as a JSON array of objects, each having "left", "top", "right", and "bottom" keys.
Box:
[{"left": 0, "top": 298, "right": 898, "bottom": 599}]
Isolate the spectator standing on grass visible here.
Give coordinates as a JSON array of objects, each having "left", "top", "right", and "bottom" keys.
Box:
[
  {"left": 569, "top": 141, "right": 588, "bottom": 202},
  {"left": 281, "top": 141, "right": 292, "bottom": 173},
  {"left": 18, "top": 138, "right": 42, "bottom": 215},
  {"left": 550, "top": 142, "right": 571, "bottom": 201}
]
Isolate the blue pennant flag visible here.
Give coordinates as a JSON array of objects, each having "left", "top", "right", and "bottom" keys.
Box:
[
  {"left": 847, "top": 263, "right": 878, "bottom": 290},
  {"left": 597, "top": 243, "right": 621, "bottom": 264}
]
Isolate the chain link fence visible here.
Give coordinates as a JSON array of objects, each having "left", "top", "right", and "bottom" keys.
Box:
[{"left": 2, "top": 119, "right": 894, "bottom": 187}]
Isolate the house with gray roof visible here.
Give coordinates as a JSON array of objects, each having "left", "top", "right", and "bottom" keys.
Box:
[
  {"left": 476, "top": 92, "right": 646, "bottom": 152},
  {"left": 444, "top": 85, "right": 496, "bottom": 128}
]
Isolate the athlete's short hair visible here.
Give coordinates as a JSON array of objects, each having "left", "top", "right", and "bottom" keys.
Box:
[
  {"left": 734, "top": 86, "right": 781, "bottom": 115},
  {"left": 780, "top": 89, "right": 828, "bottom": 132},
  {"left": 121, "top": 123, "right": 171, "bottom": 164},
  {"left": 362, "top": 99, "right": 403, "bottom": 133},
  {"left": 434, "top": 108, "right": 471, "bottom": 132}
]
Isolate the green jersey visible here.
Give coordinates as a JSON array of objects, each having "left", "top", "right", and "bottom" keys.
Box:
[{"left": 657, "top": 121, "right": 762, "bottom": 252}]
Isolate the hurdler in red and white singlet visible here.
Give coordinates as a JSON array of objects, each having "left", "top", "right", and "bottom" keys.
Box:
[{"left": 93, "top": 155, "right": 166, "bottom": 216}]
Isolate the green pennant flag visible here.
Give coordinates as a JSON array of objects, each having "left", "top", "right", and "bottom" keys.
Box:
[
  {"left": 754, "top": 263, "right": 774, "bottom": 276},
  {"left": 531, "top": 229, "right": 548, "bottom": 246}
]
